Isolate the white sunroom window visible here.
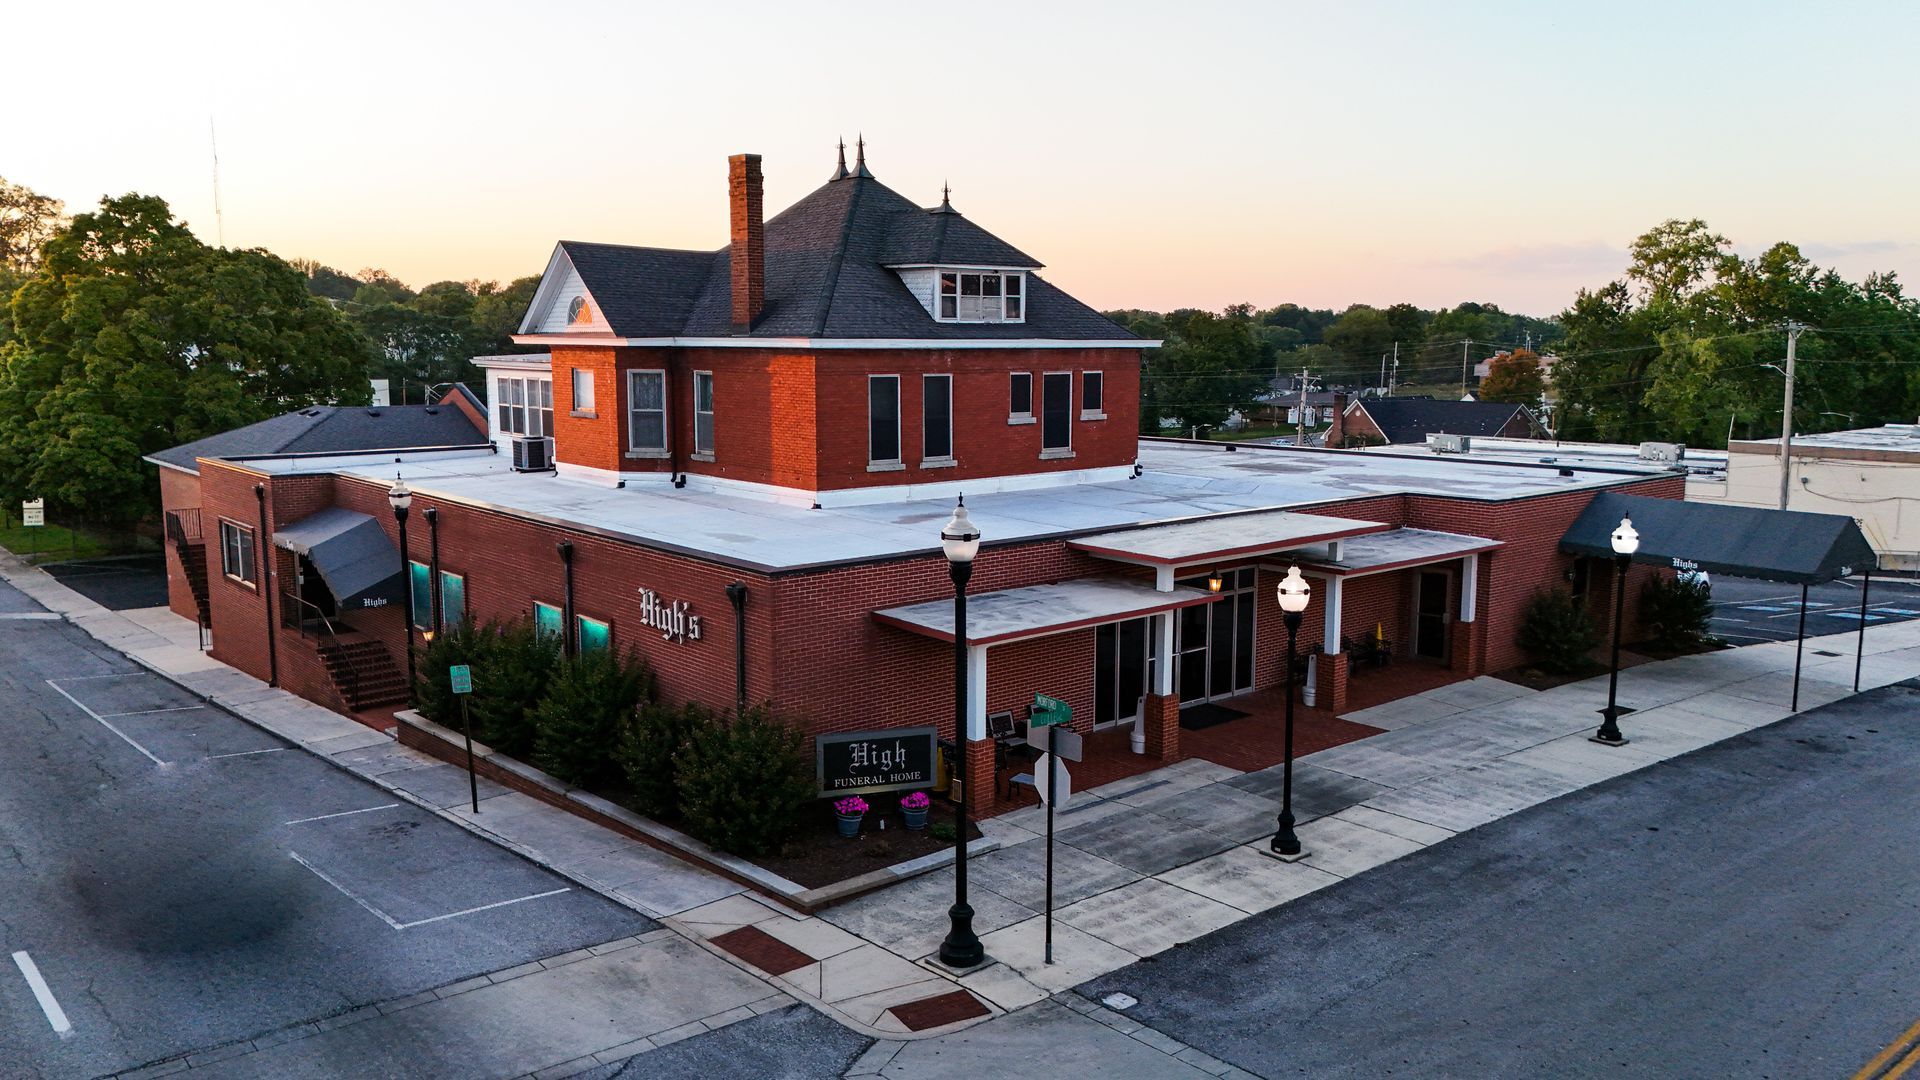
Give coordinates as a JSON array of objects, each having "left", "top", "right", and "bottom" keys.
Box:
[{"left": 938, "top": 271, "right": 1024, "bottom": 323}]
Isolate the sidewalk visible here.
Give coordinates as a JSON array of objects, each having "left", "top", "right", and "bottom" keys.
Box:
[{"left": 11, "top": 547, "right": 1919, "bottom": 1063}]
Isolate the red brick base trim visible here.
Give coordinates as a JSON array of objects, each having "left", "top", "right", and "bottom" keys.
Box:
[
  {"left": 1449, "top": 620, "right": 1481, "bottom": 676},
  {"left": 1316, "top": 652, "right": 1351, "bottom": 715},
  {"left": 961, "top": 737, "right": 997, "bottom": 817},
  {"left": 1142, "top": 693, "right": 1182, "bottom": 762}
]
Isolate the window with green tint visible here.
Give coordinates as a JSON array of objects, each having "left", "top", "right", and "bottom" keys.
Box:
[
  {"left": 439, "top": 572, "right": 466, "bottom": 630},
  {"left": 533, "top": 602, "right": 563, "bottom": 640},
  {"left": 576, "top": 615, "right": 611, "bottom": 654},
  {"left": 409, "top": 562, "right": 431, "bottom": 630}
]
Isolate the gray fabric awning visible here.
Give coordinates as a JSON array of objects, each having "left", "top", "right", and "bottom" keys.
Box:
[
  {"left": 1559, "top": 492, "right": 1876, "bottom": 585},
  {"left": 273, "top": 508, "right": 406, "bottom": 609}
]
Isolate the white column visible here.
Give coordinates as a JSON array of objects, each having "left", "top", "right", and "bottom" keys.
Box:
[
  {"left": 966, "top": 644, "right": 988, "bottom": 741},
  {"left": 1460, "top": 553, "right": 1479, "bottom": 623},
  {"left": 1154, "top": 565, "right": 1174, "bottom": 592},
  {"left": 1151, "top": 612, "right": 1175, "bottom": 695},
  {"left": 1327, "top": 540, "right": 1343, "bottom": 563},
  {"left": 1322, "top": 574, "right": 1344, "bottom": 653}
]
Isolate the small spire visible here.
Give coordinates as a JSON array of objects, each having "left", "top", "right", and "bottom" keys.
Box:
[
  {"left": 934, "top": 181, "right": 956, "bottom": 214},
  {"left": 853, "top": 134, "right": 873, "bottom": 178},
  {"left": 830, "top": 137, "right": 849, "bottom": 181}
]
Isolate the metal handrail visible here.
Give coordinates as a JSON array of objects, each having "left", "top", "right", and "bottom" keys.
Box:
[
  {"left": 164, "top": 508, "right": 203, "bottom": 546},
  {"left": 279, "top": 591, "right": 360, "bottom": 707}
]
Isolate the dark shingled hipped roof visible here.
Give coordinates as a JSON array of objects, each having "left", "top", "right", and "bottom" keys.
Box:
[
  {"left": 1353, "top": 398, "right": 1537, "bottom": 444},
  {"left": 549, "top": 163, "right": 1136, "bottom": 342},
  {"left": 145, "top": 402, "right": 489, "bottom": 474}
]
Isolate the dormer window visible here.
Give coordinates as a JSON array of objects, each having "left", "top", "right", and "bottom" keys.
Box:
[{"left": 937, "top": 271, "right": 1023, "bottom": 323}]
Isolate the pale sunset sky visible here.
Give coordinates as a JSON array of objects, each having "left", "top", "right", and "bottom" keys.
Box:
[{"left": 11, "top": 1, "right": 1918, "bottom": 316}]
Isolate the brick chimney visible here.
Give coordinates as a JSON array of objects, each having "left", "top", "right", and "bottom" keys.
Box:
[
  {"left": 1326, "top": 393, "right": 1349, "bottom": 448},
  {"left": 729, "top": 154, "right": 765, "bottom": 332}
]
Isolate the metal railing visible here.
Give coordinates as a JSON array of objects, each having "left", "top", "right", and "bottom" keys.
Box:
[
  {"left": 279, "top": 591, "right": 360, "bottom": 708},
  {"left": 164, "top": 508, "right": 203, "bottom": 547}
]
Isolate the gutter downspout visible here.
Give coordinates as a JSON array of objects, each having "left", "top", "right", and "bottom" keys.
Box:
[
  {"left": 255, "top": 483, "right": 278, "bottom": 686},
  {"left": 669, "top": 354, "right": 687, "bottom": 489},
  {"left": 725, "top": 582, "right": 747, "bottom": 715},
  {"left": 558, "top": 540, "right": 577, "bottom": 659}
]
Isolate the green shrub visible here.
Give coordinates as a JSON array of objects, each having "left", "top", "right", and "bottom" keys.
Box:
[
  {"left": 1518, "top": 587, "right": 1601, "bottom": 674},
  {"left": 619, "top": 699, "right": 715, "bottom": 817},
  {"left": 675, "top": 706, "right": 814, "bottom": 857},
  {"left": 470, "top": 620, "right": 562, "bottom": 758},
  {"left": 1639, "top": 574, "right": 1714, "bottom": 653},
  {"left": 415, "top": 620, "right": 489, "bottom": 725},
  {"left": 532, "top": 650, "right": 652, "bottom": 789}
]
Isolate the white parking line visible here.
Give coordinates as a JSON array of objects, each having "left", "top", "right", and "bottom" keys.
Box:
[
  {"left": 95, "top": 704, "right": 206, "bottom": 719},
  {"left": 11, "top": 952, "right": 72, "bottom": 1037},
  {"left": 288, "top": 851, "right": 571, "bottom": 930},
  {"left": 208, "top": 748, "right": 286, "bottom": 759},
  {"left": 284, "top": 803, "right": 401, "bottom": 826},
  {"left": 52, "top": 672, "right": 148, "bottom": 681},
  {"left": 44, "top": 680, "right": 164, "bottom": 767}
]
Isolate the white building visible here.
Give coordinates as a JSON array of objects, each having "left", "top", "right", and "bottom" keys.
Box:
[{"left": 1700, "top": 424, "right": 1920, "bottom": 571}]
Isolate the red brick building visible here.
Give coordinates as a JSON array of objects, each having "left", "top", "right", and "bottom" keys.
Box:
[{"left": 149, "top": 145, "right": 1679, "bottom": 817}]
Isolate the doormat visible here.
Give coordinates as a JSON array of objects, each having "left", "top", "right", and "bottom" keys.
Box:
[
  {"left": 889, "top": 989, "right": 990, "bottom": 1031},
  {"left": 1180, "top": 702, "right": 1251, "bottom": 730}
]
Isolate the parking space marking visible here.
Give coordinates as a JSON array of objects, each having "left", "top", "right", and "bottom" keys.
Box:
[
  {"left": 208, "top": 748, "right": 287, "bottom": 760},
  {"left": 288, "top": 851, "right": 571, "bottom": 930},
  {"left": 44, "top": 679, "right": 164, "bottom": 767},
  {"left": 11, "top": 951, "right": 73, "bottom": 1038},
  {"left": 52, "top": 671, "right": 148, "bottom": 681},
  {"left": 284, "top": 803, "right": 401, "bottom": 826},
  {"left": 96, "top": 704, "right": 208, "bottom": 719}
]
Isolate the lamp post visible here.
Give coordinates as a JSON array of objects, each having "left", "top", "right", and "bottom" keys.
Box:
[
  {"left": 1271, "top": 566, "right": 1311, "bottom": 860},
  {"left": 1594, "top": 515, "right": 1638, "bottom": 746},
  {"left": 937, "top": 496, "right": 984, "bottom": 970},
  {"left": 388, "top": 477, "right": 415, "bottom": 703}
]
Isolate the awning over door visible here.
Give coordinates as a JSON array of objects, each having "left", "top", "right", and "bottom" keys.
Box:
[
  {"left": 1070, "top": 510, "right": 1390, "bottom": 569},
  {"left": 273, "top": 508, "right": 407, "bottom": 609},
  {"left": 1285, "top": 528, "right": 1502, "bottom": 577},
  {"left": 873, "top": 578, "right": 1215, "bottom": 646},
  {"left": 1559, "top": 492, "right": 1876, "bottom": 585}
]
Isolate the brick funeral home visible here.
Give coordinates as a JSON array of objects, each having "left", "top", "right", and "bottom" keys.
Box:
[{"left": 146, "top": 142, "right": 1685, "bottom": 829}]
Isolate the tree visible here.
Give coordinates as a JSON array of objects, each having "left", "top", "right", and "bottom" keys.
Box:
[
  {"left": 0, "top": 177, "right": 65, "bottom": 273},
  {"left": 1142, "top": 308, "right": 1270, "bottom": 433},
  {"left": 1479, "top": 349, "right": 1547, "bottom": 404},
  {"left": 0, "top": 194, "right": 375, "bottom": 520},
  {"left": 292, "top": 258, "right": 362, "bottom": 303},
  {"left": 1323, "top": 305, "right": 1395, "bottom": 385}
]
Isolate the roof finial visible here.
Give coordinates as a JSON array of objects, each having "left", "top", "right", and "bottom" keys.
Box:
[
  {"left": 830, "top": 137, "right": 849, "bottom": 181},
  {"left": 853, "top": 134, "right": 873, "bottom": 178},
  {"left": 934, "top": 180, "right": 956, "bottom": 214}
]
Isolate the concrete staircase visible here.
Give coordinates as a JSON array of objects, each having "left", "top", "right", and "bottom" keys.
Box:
[{"left": 318, "top": 635, "right": 410, "bottom": 712}]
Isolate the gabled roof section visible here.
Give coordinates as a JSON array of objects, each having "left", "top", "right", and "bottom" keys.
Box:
[
  {"left": 1353, "top": 398, "right": 1537, "bottom": 444},
  {"left": 516, "top": 160, "right": 1136, "bottom": 343},
  {"left": 144, "top": 403, "right": 490, "bottom": 475}
]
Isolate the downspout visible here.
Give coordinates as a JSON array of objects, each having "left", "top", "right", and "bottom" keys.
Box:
[
  {"left": 255, "top": 483, "right": 278, "bottom": 686},
  {"left": 558, "top": 540, "right": 577, "bottom": 659},
  {"left": 669, "top": 354, "right": 687, "bottom": 488},
  {"left": 725, "top": 582, "right": 747, "bottom": 715}
]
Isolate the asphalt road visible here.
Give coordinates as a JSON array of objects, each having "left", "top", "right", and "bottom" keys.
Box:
[
  {"left": 1082, "top": 678, "right": 1920, "bottom": 1078},
  {"left": 40, "top": 554, "right": 169, "bottom": 612},
  {"left": 1710, "top": 572, "right": 1920, "bottom": 646},
  {"left": 0, "top": 578, "right": 652, "bottom": 1079}
]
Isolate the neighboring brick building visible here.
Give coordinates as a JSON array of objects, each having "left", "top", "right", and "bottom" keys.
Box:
[{"left": 148, "top": 143, "right": 1682, "bottom": 819}]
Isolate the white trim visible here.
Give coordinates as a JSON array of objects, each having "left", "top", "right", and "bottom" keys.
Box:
[
  {"left": 513, "top": 334, "right": 1159, "bottom": 350},
  {"left": 883, "top": 262, "right": 1044, "bottom": 271},
  {"left": 625, "top": 368, "right": 668, "bottom": 453},
  {"left": 471, "top": 355, "right": 553, "bottom": 372},
  {"left": 691, "top": 370, "right": 715, "bottom": 456},
  {"left": 967, "top": 645, "right": 988, "bottom": 741},
  {"left": 1323, "top": 575, "right": 1344, "bottom": 654},
  {"left": 1041, "top": 370, "right": 1074, "bottom": 454},
  {"left": 868, "top": 374, "right": 902, "bottom": 467},
  {"left": 1461, "top": 551, "right": 1479, "bottom": 623}
]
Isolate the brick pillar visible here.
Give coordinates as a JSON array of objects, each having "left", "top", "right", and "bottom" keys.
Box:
[
  {"left": 1449, "top": 620, "right": 1481, "bottom": 675},
  {"left": 962, "top": 737, "right": 996, "bottom": 818},
  {"left": 1316, "top": 652, "right": 1351, "bottom": 714},
  {"left": 1141, "top": 693, "right": 1182, "bottom": 762}
]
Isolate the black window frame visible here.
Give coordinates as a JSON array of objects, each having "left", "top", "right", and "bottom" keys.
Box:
[
  {"left": 218, "top": 519, "right": 256, "bottom": 586},
  {"left": 1082, "top": 371, "right": 1105, "bottom": 416},
  {"left": 868, "top": 374, "right": 902, "bottom": 465},
  {"left": 1041, "top": 371, "right": 1073, "bottom": 452},
  {"left": 1009, "top": 372, "right": 1033, "bottom": 419},
  {"left": 922, "top": 373, "right": 953, "bottom": 461}
]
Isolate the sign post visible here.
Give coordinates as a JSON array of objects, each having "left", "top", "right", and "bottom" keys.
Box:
[
  {"left": 20, "top": 499, "right": 42, "bottom": 559},
  {"left": 449, "top": 663, "right": 479, "bottom": 813},
  {"left": 1029, "top": 692, "right": 1079, "bottom": 965}
]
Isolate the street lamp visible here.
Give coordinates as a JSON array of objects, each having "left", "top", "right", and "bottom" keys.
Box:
[
  {"left": 1594, "top": 515, "right": 1638, "bottom": 746},
  {"left": 937, "top": 495, "right": 984, "bottom": 970},
  {"left": 1271, "top": 566, "right": 1311, "bottom": 860},
  {"left": 388, "top": 476, "right": 415, "bottom": 703}
]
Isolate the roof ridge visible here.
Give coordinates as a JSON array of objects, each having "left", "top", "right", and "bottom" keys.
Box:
[{"left": 810, "top": 175, "right": 868, "bottom": 336}]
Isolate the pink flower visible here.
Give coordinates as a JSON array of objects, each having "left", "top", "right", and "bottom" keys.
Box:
[
  {"left": 900, "top": 792, "right": 931, "bottom": 811},
  {"left": 835, "top": 796, "right": 869, "bottom": 816}
]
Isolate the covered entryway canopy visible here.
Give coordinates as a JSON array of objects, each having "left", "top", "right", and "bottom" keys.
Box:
[
  {"left": 873, "top": 578, "right": 1215, "bottom": 647},
  {"left": 1069, "top": 509, "right": 1390, "bottom": 571},
  {"left": 273, "top": 508, "right": 407, "bottom": 610},
  {"left": 1560, "top": 492, "right": 1876, "bottom": 585},
  {"left": 1559, "top": 491, "right": 1881, "bottom": 706}
]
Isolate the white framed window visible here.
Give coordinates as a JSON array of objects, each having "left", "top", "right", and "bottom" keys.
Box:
[
  {"left": 218, "top": 520, "right": 255, "bottom": 586},
  {"left": 923, "top": 374, "right": 953, "bottom": 462},
  {"left": 1009, "top": 372, "right": 1034, "bottom": 423},
  {"left": 868, "top": 375, "right": 901, "bottom": 467},
  {"left": 627, "top": 369, "right": 667, "bottom": 452},
  {"left": 1041, "top": 371, "right": 1073, "bottom": 455},
  {"left": 571, "top": 368, "right": 595, "bottom": 414},
  {"left": 1081, "top": 371, "right": 1105, "bottom": 420},
  {"left": 936, "top": 270, "right": 1025, "bottom": 323},
  {"left": 692, "top": 371, "right": 715, "bottom": 456},
  {"left": 496, "top": 377, "right": 552, "bottom": 437}
]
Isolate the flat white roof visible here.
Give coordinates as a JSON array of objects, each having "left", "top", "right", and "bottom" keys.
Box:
[
  {"left": 874, "top": 579, "right": 1214, "bottom": 645},
  {"left": 1735, "top": 423, "right": 1920, "bottom": 454},
  {"left": 1286, "top": 528, "right": 1501, "bottom": 576},
  {"left": 226, "top": 439, "right": 1653, "bottom": 573}
]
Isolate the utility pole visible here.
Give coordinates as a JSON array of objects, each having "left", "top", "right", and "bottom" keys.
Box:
[
  {"left": 1388, "top": 344, "right": 1399, "bottom": 398},
  {"left": 1461, "top": 339, "right": 1472, "bottom": 398},
  {"left": 1778, "top": 321, "right": 1806, "bottom": 511},
  {"left": 1295, "top": 364, "right": 1316, "bottom": 446}
]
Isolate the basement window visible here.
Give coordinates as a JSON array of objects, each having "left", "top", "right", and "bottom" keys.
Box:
[{"left": 937, "top": 270, "right": 1025, "bottom": 323}]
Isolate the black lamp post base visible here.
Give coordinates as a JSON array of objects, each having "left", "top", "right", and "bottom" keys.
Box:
[
  {"left": 937, "top": 902, "right": 984, "bottom": 970},
  {"left": 1589, "top": 733, "right": 1631, "bottom": 747},
  {"left": 1592, "top": 705, "right": 1635, "bottom": 746},
  {"left": 1266, "top": 810, "right": 1306, "bottom": 861},
  {"left": 1264, "top": 845, "right": 1311, "bottom": 863}
]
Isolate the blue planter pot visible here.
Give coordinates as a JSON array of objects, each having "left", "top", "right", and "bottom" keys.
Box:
[
  {"left": 902, "top": 807, "right": 929, "bottom": 831},
  {"left": 836, "top": 813, "right": 863, "bottom": 838}
]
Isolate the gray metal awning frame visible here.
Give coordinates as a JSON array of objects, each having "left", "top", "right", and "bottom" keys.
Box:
[
  {"left": 1280, "top": 528, "right": 1503, "bottom": 578},
  {"left": 272, "top": 507, "right": 407, "bottom": 610},
  {"left": 1069, "top": 509, "right": 1392, "bottom": 570}
]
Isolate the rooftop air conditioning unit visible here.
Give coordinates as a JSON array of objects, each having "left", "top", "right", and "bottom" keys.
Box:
[
  {"left": 511, "top": 435, "right": 554, "bottom": 472},
  {"left": 1427, "top": 433, "right": 1469, "bottom": 454},
  {"left": 1638, "top": 441, "right": 1686, "bottom": 463}
]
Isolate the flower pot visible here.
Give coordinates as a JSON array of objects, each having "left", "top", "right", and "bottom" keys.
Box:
[
  {"left": 836, "top": 813, "right": 863, "bottom": 838},
  {"left": 902, "top": 807, "right": 929, "bottom": 831}
]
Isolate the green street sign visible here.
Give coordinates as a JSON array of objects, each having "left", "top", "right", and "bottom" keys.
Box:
[
  {"left": 1031, "top": 692, "right": 1071, "bottom": 726},
  {"left": 449, "top": 664, "right": 473, "bottom": 695}
]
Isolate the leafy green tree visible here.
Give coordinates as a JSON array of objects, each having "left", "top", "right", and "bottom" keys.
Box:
[
  {"left": 291, "top": 259, "right": 362, "bottom": 303},
  {"left": 674, "top": 706, "right": 814, "bottom": 856},
  {"left": 1479, "top": 349, "right": 1548, "bottom": 404},
  {"left": 1142, "top": 308, "right": 1271, "bottom": 433},
  {"left": 0, "top": 194, "right": 374, "bottom": 520},
  {"left": 350, "top": 301, "right": 473, "bottom": 400},
  {"left": 0, "top": 178, "right": 65, "bottom": 273},
  {"left": 1323, "top": 305, "right": 1395, "bottom": 384}
]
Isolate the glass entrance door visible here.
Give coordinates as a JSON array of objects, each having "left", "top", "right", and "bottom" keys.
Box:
[
  {"left": 1176, "top": 568, "right": 1257, "bottom": 704},
  {"left": 1415, "top": 569, "right": 1451, "bottom": 659},
  {"left": 1094, "top": 617, "right": 1153, "bottom": 728}
]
